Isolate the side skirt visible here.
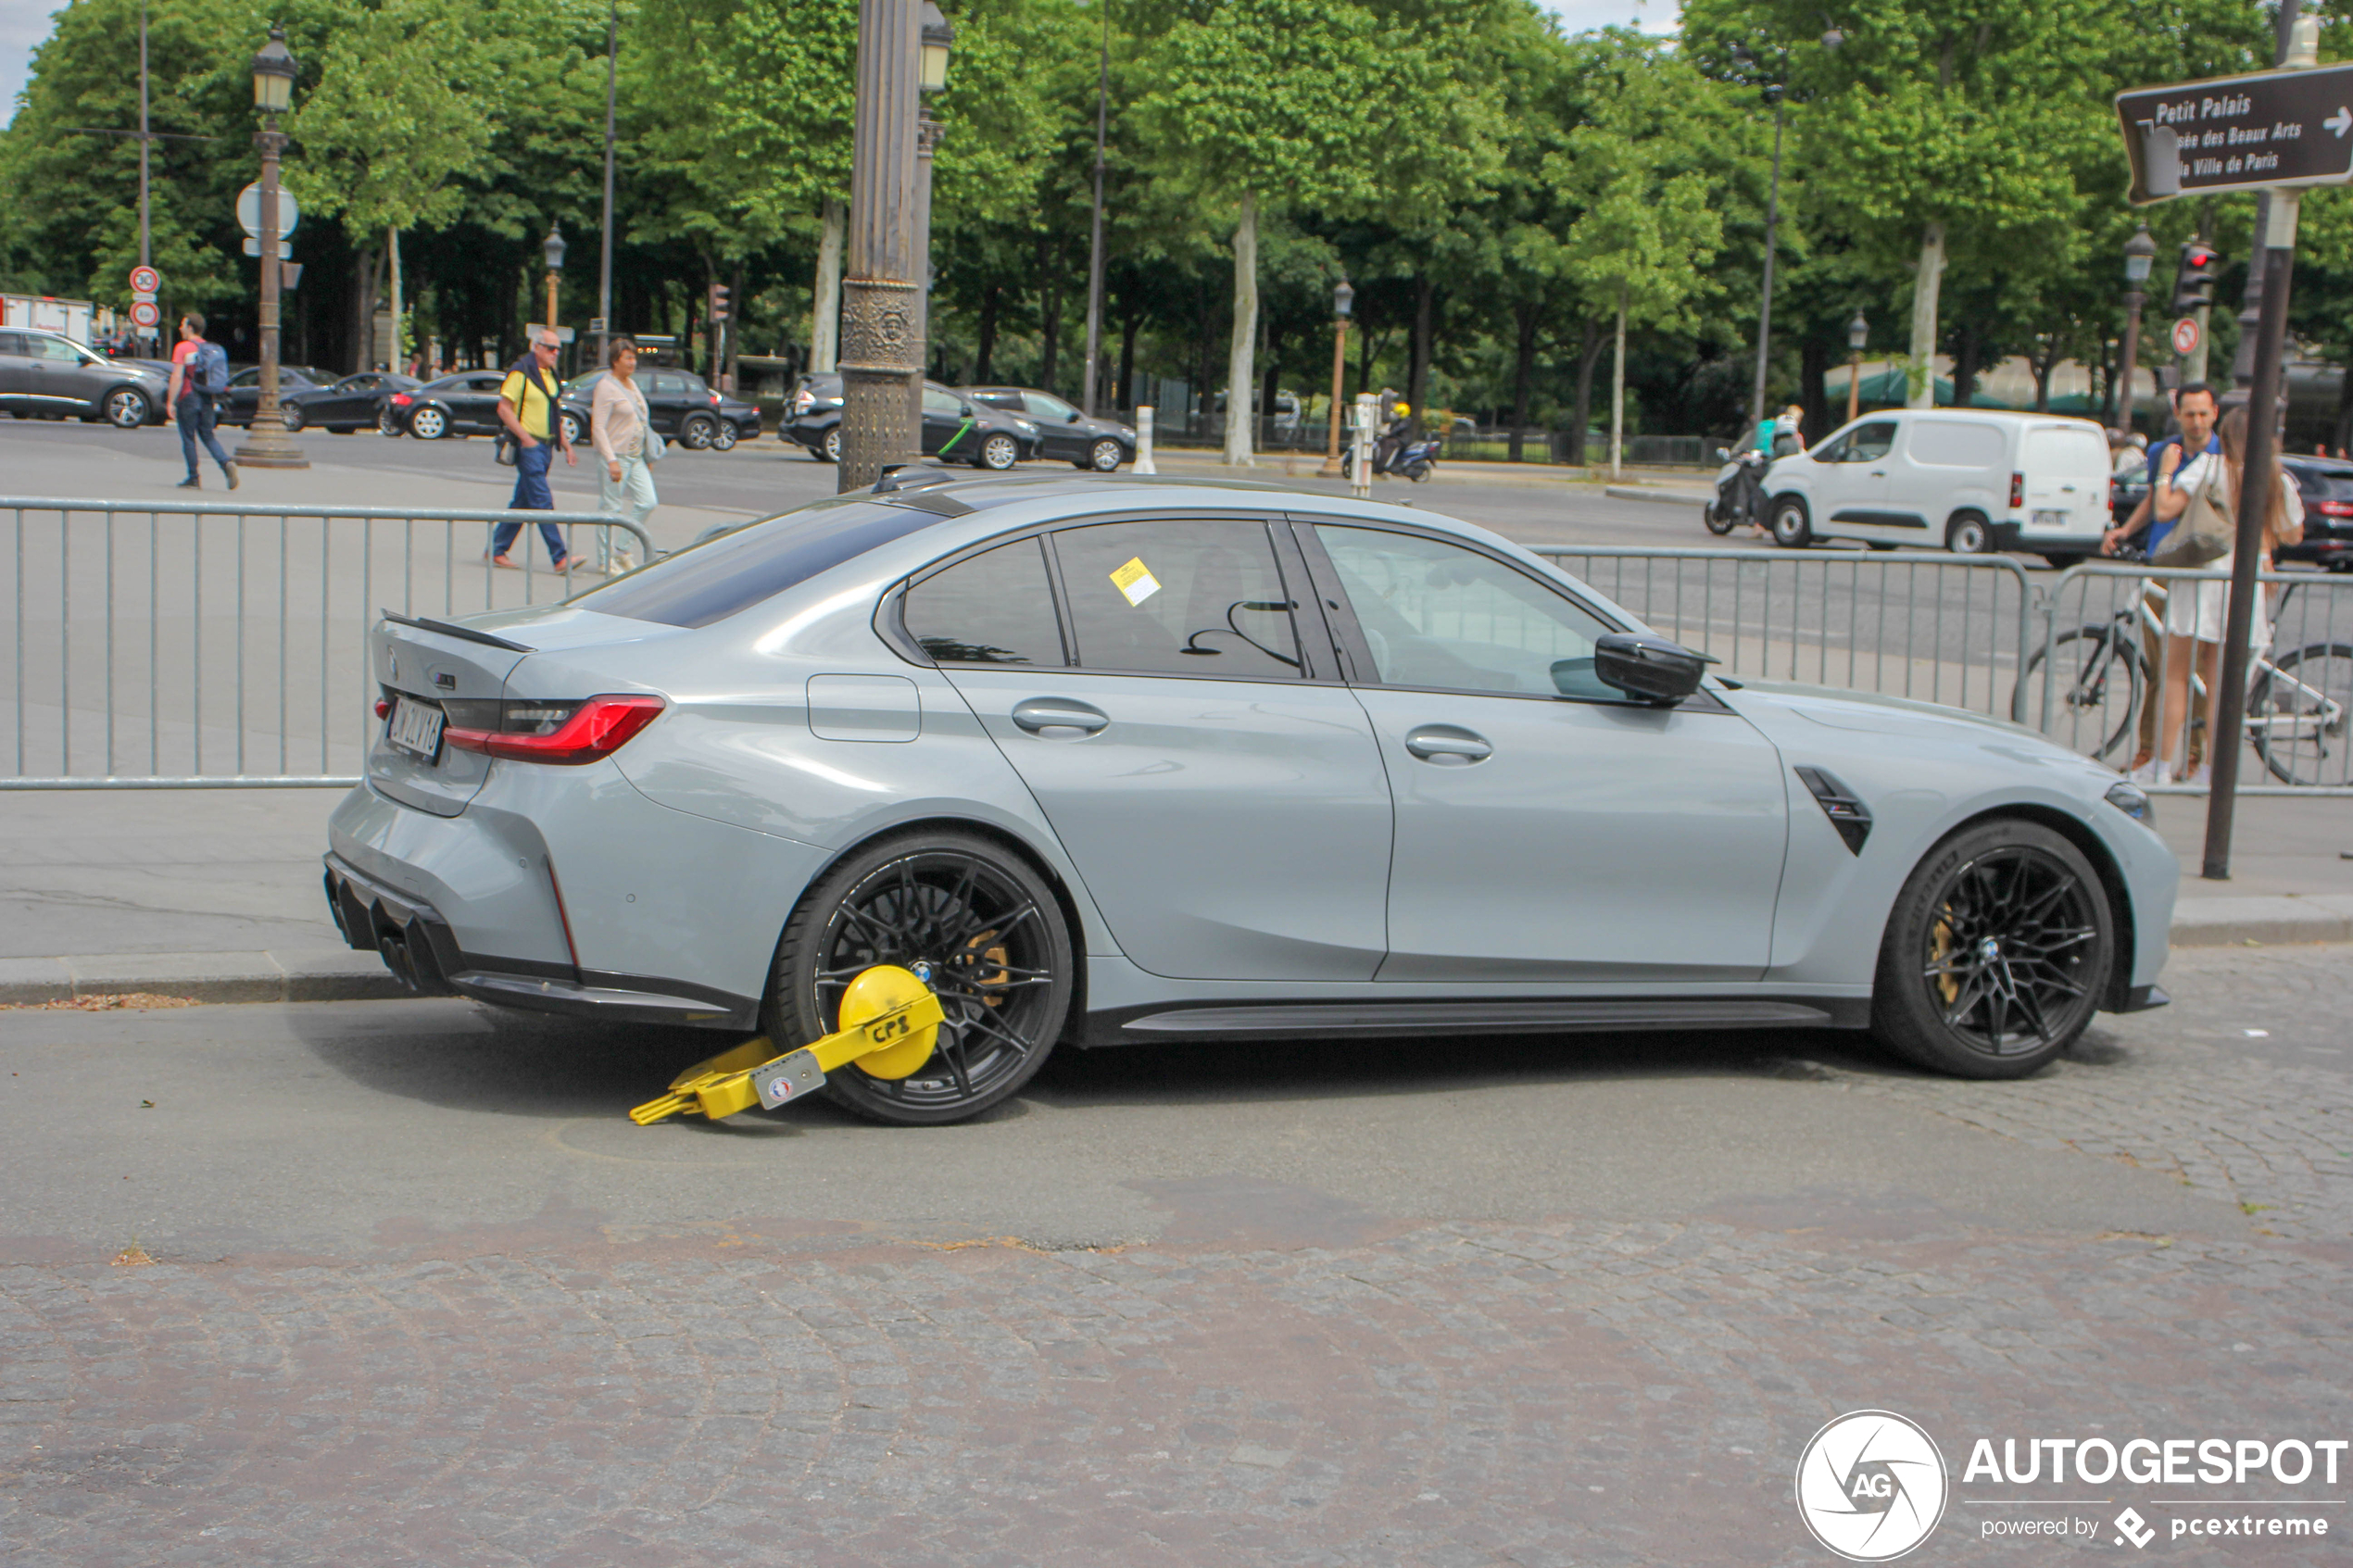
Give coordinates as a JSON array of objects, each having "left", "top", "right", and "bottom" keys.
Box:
[{"left": 1079, "top": 996, "right": 1873, "bottom": 1047}]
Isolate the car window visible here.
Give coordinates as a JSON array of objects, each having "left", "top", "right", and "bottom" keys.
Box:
[
  {"left": 1025, "top": 392, "right": 1079, "bottom": 420},
  {"left": 1315, "top": 525, "right": 1617, "bottom": 700},
  {"left": 972, "top": 391, "right": 1023, "bottom": 412},
  {"left": 0, "top": 332, "right": 22, "bottom": 356},
  {"left": 230, "top": 368, "right": 260, "bottom": 388},
  {"left": 1845, "top": 422, "right": 1898, "bottom": 462},
  {"left": 902, "top": 537, "right": 1066, "bottom": 667},
  {"left": 471, "top": 375, "right": 505, "bottom": 392},
  {"left": 1051, "top": 518, "right": 1302, "bottom": 681},
  {"left": 562, "top": 371, "right": 607, "bottom": 395},
  {"left": 1809, "top": 433, "right": 1850, "bottom": 464},
  {"left": 572, "top": 498, "right": 937, "bottom": 629},
  {"left": 649, "top": 371, "right": 689, "bottom": 395},
  {"left": 923, "top": 387, "right": 965, "bottom": 416},
  {"left": 29, "top": 336, "right": 79, "bottom": 363}
]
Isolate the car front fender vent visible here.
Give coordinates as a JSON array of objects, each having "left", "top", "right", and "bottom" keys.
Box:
[{"left": 1794, "top": 766, "right": 1872, "bottom": 856}]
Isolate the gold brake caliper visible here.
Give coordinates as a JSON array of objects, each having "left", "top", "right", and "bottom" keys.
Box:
[
  {"left": 629, "top": 964, "right": 944, "bottom": 1124},
  {"left": 1930, "top": 912, "right": 1958, "bottom": 1008}
]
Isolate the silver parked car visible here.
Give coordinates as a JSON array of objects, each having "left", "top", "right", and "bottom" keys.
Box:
[{"left": 325, "top": 473, "right": 2177, "bottom": 1124}]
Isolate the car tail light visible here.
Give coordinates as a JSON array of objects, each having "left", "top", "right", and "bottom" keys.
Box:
[
  {"left": 792, "top": 390, "right": 812, "bottom": 413},
  {"left": 2008, "top": 471, "right": 2024, "bottom": 508},
  {"left": 2319, "top": 500, "right": 2353, "bottom": 517},
  {"left": 391, "top": 393, "right": 412, "bottom": 407},
  {"left": 374, "top": 698, "right": 391, "bottom": 719},
  {"left": 710, "top": 393, "right": 722, "bottom": 406},
  {"left": 444, "top": 695, "right": 665, "bottom": 765}
]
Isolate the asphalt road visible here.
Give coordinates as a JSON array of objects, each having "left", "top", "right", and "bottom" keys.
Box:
[{"left": 3, "top": 944, "right": 2349, "bottom": 1562}]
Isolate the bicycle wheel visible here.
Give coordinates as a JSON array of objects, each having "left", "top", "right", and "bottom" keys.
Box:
[
  {"left": 2012, "top": 625, "right": 2145, "bottom": 761},
  {"left": 2251, "top": 642, "right": 2353, "bottom": 785}
]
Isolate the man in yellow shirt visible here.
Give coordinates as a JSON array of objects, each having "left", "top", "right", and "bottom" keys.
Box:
[{"left": 491, "top": 328, "right": 577, "bottom": 569}]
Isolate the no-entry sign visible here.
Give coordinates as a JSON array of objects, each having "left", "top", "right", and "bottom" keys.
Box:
[
  {"left": 2118, "top": 62, "right": 2353, "bottom": 203},
  {"left": 2171, "top": 316, "right": 2201, "bottom": 356}
]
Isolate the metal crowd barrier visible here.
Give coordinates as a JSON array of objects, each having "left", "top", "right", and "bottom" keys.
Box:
[{"left": 3, "top": 498, "right": 649, "bottom": 789}]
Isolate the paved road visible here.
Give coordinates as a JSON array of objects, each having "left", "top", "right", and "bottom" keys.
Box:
[{"left": 2, "top": 943, "right": 2348, "bottom": 1563}]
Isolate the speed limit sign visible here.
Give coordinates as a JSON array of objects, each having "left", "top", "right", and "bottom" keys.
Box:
[
  {"left": 2171, "top": 316, "right": 2201, "bottom": 357},
  {"left": 129, "top": 265, "right": 160, "bottom": 295},
  {"left": 130, "top": 301, "right": 161, "bottom": 330}
]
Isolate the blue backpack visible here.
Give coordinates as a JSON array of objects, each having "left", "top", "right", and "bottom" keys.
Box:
[{"left": 191, "top": 341, "right": 230, "bottom": 394}]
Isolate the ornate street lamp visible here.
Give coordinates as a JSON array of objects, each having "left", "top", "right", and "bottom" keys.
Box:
[
  {"left": 1845, "top": 309, "right": 1869, "bottom": 423},
  {"left": 233, "top": 24, "right": 306, "bottom": 469},
  {"left": 1318, "top": 280, "right": 1355, "bottom": 477},
  {"left": 921, "top": 3, "right": 954, "bottom": 90},
  {"left": 2116, "top": 223, "right": 2156, "bottom": 436},
  {"left": 908, "top": 2, "right": 953, "bottom": 428},
  {"left": 542, "top": 224, "right": 567, "bottom": 362}
]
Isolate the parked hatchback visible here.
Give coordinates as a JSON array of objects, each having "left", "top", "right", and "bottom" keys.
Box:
[
  {"left": 0, "top": 327, "right": 170, "bottom": 427},
  {"left": 1763, "top": 409, "right": 2112, "bottom": 565},
  {"left": 783, "top": 373, "right": 1040, "bottom": 469},
  {"left": 558, "top": 368, "right": 761, "bottom": 452},
  {"left": 2282, "top": 456, "right": 2353, "bottom": 571},
  {"left": 963, "top": 385, "right": 1134, "bottom": 470}
]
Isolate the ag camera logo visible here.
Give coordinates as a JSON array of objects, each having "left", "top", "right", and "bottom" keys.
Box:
[{"left": 1795, "top": 1410, "right": 1949, "bottom": 1562}]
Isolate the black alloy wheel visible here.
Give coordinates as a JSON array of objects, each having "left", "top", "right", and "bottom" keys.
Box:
[
  {"left": 681, "top": 414, "right": 718, "bottom": 450},
  {"left": 1703, "top": 499, "right": 1738, "bottom": 536},
  {"left": 1871, "top": 819, "right": 2110, "bottom": 1078},
  {"left": 379, "top": 407, "right": 403, "bottom": 437},
  {"left": 768, "top": 832, "right": 1074, "bottom": 1125}
]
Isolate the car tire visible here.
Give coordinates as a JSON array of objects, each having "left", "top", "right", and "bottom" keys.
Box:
[
  {"left": 1946, "top": 511, "right": 1993, "bottom": 554},
  {"left": 2041, "top": 551, "right": 2085, "bottom": 570},
  {"left": 409, "top": 406, "right": 447, "bottom": 440},
  {"left": 976, "top": 433, "right": 1020, "bottom": 470},
  {"left": 1869, "top": 818, "right": 2112, "bottom": 1080},
  {"left": 1703, "top": 500, "right": 1738, "bottom": 536},
  {"left": 1085, "top": 438, "right": 1125, "bottom": 472},
  {"left": 711, "top": 420, "right": 738, "bottom": 452},
  {"left": 281, "top": 404, "right": 304, "bottom": 433},
  {"left": 104, "top": 388, "right": 151, "bottom": 429},
  {"left": 681, "top": 414, "right": 718, "bottom": 450},
  {"left": 560, "top": 411, "right": 584, "bottom": 447},
  {"left": 766, "top": 830, "right": 1075, "bottom": 1127},
  {"left": 1769, "top": 495, "right": 1812, "bottom": 548},
  {"left": 821, "top": 426, "right": 843, "bottom": 463},
  {"left": 378, "top": 408, "right": 403, "bottom": 437},
  {"left": 1866, "top": 540, "right": 1899, "bottom": 551}
]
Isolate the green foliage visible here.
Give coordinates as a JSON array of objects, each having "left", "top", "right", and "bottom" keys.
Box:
[{"left": 287, "top": 0, "right": 491, "bottom": 235}]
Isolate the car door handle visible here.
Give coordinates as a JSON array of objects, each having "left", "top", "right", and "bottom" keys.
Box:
[
  {"left": 1403, "top": 725, "right": 1492, "bottom": 763},
  {"left": 1010, "top": 697, "right": 1109, "bottom": 735},
  {"left": 2059, "top": 484, "right": 2077, "bottom": 493},
  {"left": 1869, "top": 470, "right": 1885, "bottom": 477}
]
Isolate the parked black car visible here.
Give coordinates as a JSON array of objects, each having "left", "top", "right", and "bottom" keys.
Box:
[
  {"left": 556, "top": 368, "right": 761, "bottom": 452},
  {"left": 220, "top": 364, "right": 335, "bottom": 427},
  {"left": 963, "top": 384, "right": 1135, "bottom": 470},
  {"left": 272, "top": 370, "right": 422, "bottom": 433},
  {"left": 782, "top": 373, "right": 1040, "bottom": 469},
  {"left": 384, "top": 370, "right": 513, "bottom": 440},
  {"left": 2283, "top": 456, "right": 2353, "bottom": 571},
  {"left": 0, "top": 328, "right": 171, "bottom": 427}
]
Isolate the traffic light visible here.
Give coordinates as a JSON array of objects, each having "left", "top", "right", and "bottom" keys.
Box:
[
  {"left": 2171, "top": 242, "right": 2221, "bottom": 314},
  {"left": 708, "top": 282, "right": 732, "bottom": 322}
]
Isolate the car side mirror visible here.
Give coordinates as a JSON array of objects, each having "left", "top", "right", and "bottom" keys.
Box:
[
  {"left": 1589, "top": 633, "right": 1716, "bottom": 706},
  {"left": 1068, "top": 411, "right": 1081, "bottom": 422}
]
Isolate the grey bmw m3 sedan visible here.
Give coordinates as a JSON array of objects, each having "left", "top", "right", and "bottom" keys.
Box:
[{"left": 325, "top": 471, "right": 2178, "bottom": 1124}]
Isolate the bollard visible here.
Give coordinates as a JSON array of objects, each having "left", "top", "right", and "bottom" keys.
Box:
[
  {"left": 1350, "top": 393, "right": 1375, "bottom": 498},
  {"left": 1134, "top": 404, "right": 1157, "bottom": 474}
]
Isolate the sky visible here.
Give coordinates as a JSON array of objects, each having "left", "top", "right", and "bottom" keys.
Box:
[{"left": 0, "top": 0, "right": 1678, "bottom": 130}]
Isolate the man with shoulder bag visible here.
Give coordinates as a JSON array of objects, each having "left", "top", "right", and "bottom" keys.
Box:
[{"left": 489, "top": 329, "right": 576, "bottom": 571}]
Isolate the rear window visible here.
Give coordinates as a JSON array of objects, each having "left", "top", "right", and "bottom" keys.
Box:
[
  {"left": 2023, "top": 425, "right": 2108, "bottom": 478},
  {"left": 572, "top": 499, "right": 937, "bottom": 629},
  {"left": 1906, "top": 420, "right": 2005, "bottom": 470}
]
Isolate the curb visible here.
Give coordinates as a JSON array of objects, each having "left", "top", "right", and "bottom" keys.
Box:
[
  {"left": 0, "top": 948, "right": 408, "bottom": 1007},
  {"left": 2170, "top": 894, "right": 2353, "bottom": 948},
  {"left": 1604, "top": 485, "right": 1714, "bottom": 507}
]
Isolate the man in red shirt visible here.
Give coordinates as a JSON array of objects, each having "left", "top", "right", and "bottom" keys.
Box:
[{"left": 164, "top": 313, "right": 237, "bottom": 490}]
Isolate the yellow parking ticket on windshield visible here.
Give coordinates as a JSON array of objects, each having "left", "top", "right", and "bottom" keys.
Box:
[{"left": 1110, "top": 557, "right": 1161, "bottom": 606}]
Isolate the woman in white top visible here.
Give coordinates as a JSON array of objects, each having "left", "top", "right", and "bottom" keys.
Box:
[
  {"left": 590, "top": 337, "right": 658, "bottom": 573},
  {"left": 2148, "top": 405, "right": 2304, "bottom": 784}
]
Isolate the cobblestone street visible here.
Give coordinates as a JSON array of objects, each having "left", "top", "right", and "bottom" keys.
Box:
[{"left": 3, "top": 945, "right": 2349, "bottom": 1565}]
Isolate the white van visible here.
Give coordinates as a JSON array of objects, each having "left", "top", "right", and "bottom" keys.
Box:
[{"left": 1762, "top": 408, "right": 2112, "bottom": 563}]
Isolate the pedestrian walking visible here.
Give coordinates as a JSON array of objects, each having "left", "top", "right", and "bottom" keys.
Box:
[
  {"left": 489, "top": 328, "right": 575, "bottom": 571},
  {"left": 164, "top": 312, "right": 236, "bottom": 491},
  {"left": 590, "top": 337, "right": 657, "bottom": 574},
  {"left": 2108, "top": 384, "right": 2219, "bottom": 779},
  {"left": 2145, "top": 403, "right": 2303, "bottom": 785}
]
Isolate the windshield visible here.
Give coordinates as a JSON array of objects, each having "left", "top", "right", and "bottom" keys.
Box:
[{"left": 570, "top": 498, "right": 938, "bottom": 628}]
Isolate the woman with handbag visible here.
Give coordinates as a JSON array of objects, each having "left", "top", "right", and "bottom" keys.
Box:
[
  {"left": 2146, "top": 405, "right": 2304, "bottom": 784},
  {"left": 590, "top": 336, "right": 661, "bottom": 574}
]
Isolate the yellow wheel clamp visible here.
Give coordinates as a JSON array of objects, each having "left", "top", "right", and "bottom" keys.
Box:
[{"left": 629, "top": 964, "right": 945, "bottom": 1124}]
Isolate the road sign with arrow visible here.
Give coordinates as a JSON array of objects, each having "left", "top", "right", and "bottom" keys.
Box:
[{"left": 2116, "top": 61, "right": 2353, "bottom": 204}]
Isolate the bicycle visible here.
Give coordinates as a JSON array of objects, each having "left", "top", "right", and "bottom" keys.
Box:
[{"left": 2013, "top": 566, "right": 2353, "bottom": 785}]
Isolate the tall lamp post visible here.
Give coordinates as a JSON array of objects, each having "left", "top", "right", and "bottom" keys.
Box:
[
  {"left": 1844, "top": 310, "right": 1868, "bottom": 424},
  {"left": 541, "top": 226, "right": 567, "bottom": 366},
  {"left": 597, "top": 0, "right": 617, "bottom": 368},
  {"left": 233, "top": 26, "right": 306, "bottom": 470},
  {"left": 1079, "top": 0, "right": 1111, "bottom": 413},
  {"left": 1737, "top": 31, "right": 1842, "bottom": 433},
  {"left": 837, "top": 0, "right": 931, "bottom": 492},
  {"left": 2116, "top": 223, "right": 2155, "bottom": 437},
  {"left": 908, "top": 2, "right": 952, "bottom": 429},
  {"left": 1318, "top": 281, "right": 1353, "bottom": 477}
]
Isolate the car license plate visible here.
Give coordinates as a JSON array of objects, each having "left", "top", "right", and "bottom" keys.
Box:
[
  {"left": 386, "top": 695, "right": 444, "bottom": 761},
  {"left": 2032, "top": 509, "right": 2070, "bottom": 528}
]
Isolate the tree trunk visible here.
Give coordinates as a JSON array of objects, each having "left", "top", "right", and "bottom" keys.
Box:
[
  {"left": 975, "top": 284, "right": 1000, "bottom": 383},
  {"left": 1407, "top": 276, "right": 1433, "bottom": 434},
  {"left": 1609, "top": 286, "right": 1627, "bottom": 479},
  {"left": 812, "top": 197, "right": 844, "bottom": 373},
  {"left": 354, "top": 245, "right": 381, "bottom": 375},
  {"left": 1952, "top": 321, "right": 1982, "bottom": 409},
  {"left": 1800, "top": 332, "right": 1831, "bottom": 441},
  {"left": 2032, "top": 341, "right": 2055, "bottom": 412},
  {"left": 1039, "top": 235, "right": 1063, "bottom": 392},
  {"left": 387, "top": 227, "right": 402, "bottom": 372},
  {"left": 726, "top": 255, "right": 746, "bottom": 390},
  {"left": 1260, "top": 320, "right": 1281, "bottom": 449},
  {"left": 1570, "top": 319, "right": 1603, "bottom": 467},
  {"left": 1508, "top": 296, "right": 1538, "bottom": 461},
  {"left": 1906, "top": 220, "right": 1945, "bottom": 409},
  {"left": 1117, "top": 312, "right": 1138, "bottom": 411},
  {"left": 1225, "top": 190, "right": 1258, "bottom": 466}
]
